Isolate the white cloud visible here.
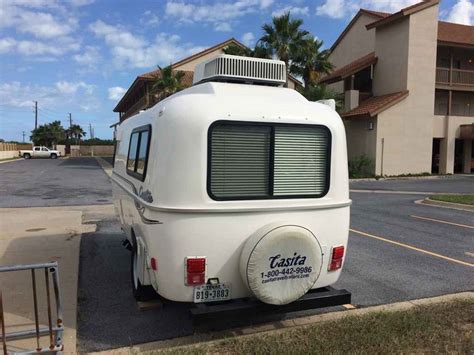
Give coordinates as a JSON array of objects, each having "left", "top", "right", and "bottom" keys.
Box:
[
  {"left": 446, "top": 0, "right": 474, "bottom": 25},
  {"left": 316, "top": 0, "right": 419, "bottom": 19},
  {"left": 55, "top": 81, "right": 94, "bottom": 95},
  {"left": 0, "top": 80, "right": 97, "bottom": 111},
  {"left": 272, "top": 6, "right": 309, "bottom": 17},
  {"left": 0, "top": 37, "right": 79, "bottom": 56},
  {"left": 0, "top": 3, "right": 77, "bottom": 39},
  {"left": 215, "top": 22, "right": 232, "bottom": 32},
  {"left": 241, "top": 32, "right": 255, "bottom": 46},
  {"left": 69, "top": 0, "right": 95, "bottom": 6},
  {"left": 108, "top": 86, "right": 127, "bottom": 101},
  {"left": 141, "top": 10, "right": 160, "bottom": 27},
  {"left": 73, "top": 46, "right": 101, "bottom": 66},
  {"left": 90, "top": 20, "right": 205, "bottom": 68},
  {"left": 165, "top": 0, "right": 272, "bottom": 25}
]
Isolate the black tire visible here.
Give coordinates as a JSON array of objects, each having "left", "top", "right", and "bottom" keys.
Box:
[
  {"left": 50, "top": 153, "right": 58, "bottom": 159},
  {"left": 130, "top": 235, "right": 157, "bottom": 302},
  {"left": 23, "top": 153, "right": 31, "bottom": 159}
]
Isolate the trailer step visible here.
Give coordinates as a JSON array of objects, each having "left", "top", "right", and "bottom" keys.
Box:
[{"left": 190, "top": 286, "right": 351, "bottom": 323}]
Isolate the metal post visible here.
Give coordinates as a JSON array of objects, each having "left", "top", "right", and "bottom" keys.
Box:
[
  {"left": 0, "top": 291, "right": 7, "bottom": 355},
  {"left": 50, "top": 266, "right": 63, "bottom": 347},
  {"left": 44, "top": 268, "right": 54, "bottom": 349},
  {"left": 31, "top": 269, "right": 41, "bottom": 351}
]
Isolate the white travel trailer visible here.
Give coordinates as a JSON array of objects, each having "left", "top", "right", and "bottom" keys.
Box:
[{"left": 112, "top": 55, "right": 351, "bottom": 310}]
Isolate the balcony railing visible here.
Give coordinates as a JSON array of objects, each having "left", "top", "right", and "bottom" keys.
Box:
[{"left": 436, "top": 67, "right": 474, "bottom": 86}]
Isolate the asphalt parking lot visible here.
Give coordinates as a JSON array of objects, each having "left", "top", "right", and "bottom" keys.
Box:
[
  {"left": 1, "top": 158, "right": 473, "bottom": 352},
  {"left": 0, "top": 157, "right": 112, "bottom": 207}
]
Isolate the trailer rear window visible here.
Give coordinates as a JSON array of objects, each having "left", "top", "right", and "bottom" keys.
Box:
[
  {"left": 127, "top": 125, "right": 151, "bottom": 181},
  {"left": 208, "top": 122, "right": 330, "bottom": 200}
]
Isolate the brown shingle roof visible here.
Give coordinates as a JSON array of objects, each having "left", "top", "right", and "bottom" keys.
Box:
[
  {"left": 366, "top": 0, "right": 439, "bottom": 30},
  {"left": 342, "top": 90, "right": 409, "bottom": 118},
  {"left": 360, "top": 9, "right": 390, "bottom": 18},
  {"left": 138, "top": 69, "right": 194, "bottom": 86},
  {"left": 438, "top": 21, "right": 474, "bottom": 46},
  {"left": 319, "top": 52, "right": 377, "bottom": 84}
]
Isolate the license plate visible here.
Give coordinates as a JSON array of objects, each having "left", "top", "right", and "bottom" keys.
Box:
[{"left": 193, "top": 283, "right": 231, "bottom": 303}]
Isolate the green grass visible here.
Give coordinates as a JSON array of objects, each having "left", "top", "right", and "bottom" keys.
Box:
[
  {"left": 154, "top": 299, "right": 473, "bottom": 354},
  {"left": 430, "top": 194, "right": 474, "bottom": 205}
]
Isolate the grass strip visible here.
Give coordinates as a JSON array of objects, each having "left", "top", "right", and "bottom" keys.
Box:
[
  {"left": 155, "top": 299, "right": 473, "bottom": 354},
  {"left": 430, "top": 194, "right": 474, "bottom": 206}
]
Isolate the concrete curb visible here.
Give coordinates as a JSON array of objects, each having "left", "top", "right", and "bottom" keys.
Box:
[
  {"left": 0, "top": 158, "right": 22, "bottom": 164},
  {"left": 94, "top": 157, "right": 113, "bottom": 178},
  {"left": 350, "top": 175, "right": 451, "bottom": 182},
  {"left": 89, "top": 292, "right": 473, "bottom": 354},
  {"left": 419, "top": 197, "right": 474, "bottom": 212}
]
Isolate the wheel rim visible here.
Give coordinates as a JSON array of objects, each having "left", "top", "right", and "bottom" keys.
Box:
[{"left": 132, "top": 251, "right": 138, "bottom": 289}]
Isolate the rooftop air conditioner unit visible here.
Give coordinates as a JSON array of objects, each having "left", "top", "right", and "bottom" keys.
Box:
[{"left": 193, "top": 54, "right": 286, "bottom": 86}]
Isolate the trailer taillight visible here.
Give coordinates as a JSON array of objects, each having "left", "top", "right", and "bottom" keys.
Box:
[
  {"left": 329, "top": 246, "right": 344, "bottom": 271},
  {"left": 185, "top": 257, "right": 206, "bottom": 285},
  {"left": 150, "top": 257, "right": 157, "bottom": 271}
]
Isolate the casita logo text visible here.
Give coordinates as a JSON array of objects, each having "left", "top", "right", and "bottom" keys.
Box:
[{"left": 269, "top": 253, "right": 307, "bottom": 269}]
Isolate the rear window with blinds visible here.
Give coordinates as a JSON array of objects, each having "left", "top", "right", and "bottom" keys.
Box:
[{"left": 208, "top": 122, "right": 330, "bottom": 200}]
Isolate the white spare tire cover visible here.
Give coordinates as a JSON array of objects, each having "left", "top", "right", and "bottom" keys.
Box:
[{"left": 240, "top": 224, "right": 323, "bottom": 305}]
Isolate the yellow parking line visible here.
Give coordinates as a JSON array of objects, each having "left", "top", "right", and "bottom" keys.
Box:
[
  {"left": 411, "top": 215, "right": 474, "bottom": 230},
  {"left": 350, "top": 228, "right": 474, "bottom": 268}
]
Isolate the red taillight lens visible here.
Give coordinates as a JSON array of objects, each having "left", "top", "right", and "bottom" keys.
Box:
[
  {"left": 150, "top": 257, "right": 157, "bottom": 271},
  {"left": 186, "top": 257, "right": 206, "bottom": 285},
  {"left": 329, "top": 246, "right": 344, "bottom": 271}
]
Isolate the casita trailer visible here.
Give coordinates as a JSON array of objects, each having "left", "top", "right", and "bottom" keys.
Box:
[{"left": 112, "top": 55, "right": 351, "bottom": 310}]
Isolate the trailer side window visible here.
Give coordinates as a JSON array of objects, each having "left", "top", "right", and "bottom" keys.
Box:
[
  {"left": 208, "top": 122, "right": 330, "bottom": 200},
  {"left": 127, "top": 125, "right": 151, "bottom": 181}
]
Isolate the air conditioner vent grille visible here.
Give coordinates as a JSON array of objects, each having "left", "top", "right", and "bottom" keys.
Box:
[{"left": 193, "top": 55, "right": 286, "bottom": 86}]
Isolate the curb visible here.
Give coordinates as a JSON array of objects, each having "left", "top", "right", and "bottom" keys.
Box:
[
  {"left": 419, "top": 197, "right": 474, "bottom": 212},
  {"left": 0, "top": 158, "right": 22, "bottom": 164},
  {"left": 94, "top": 157, "right": 113, "bottom": 178},
  {"left": 89, "top": 291, "right": 473, "bottom": 355}
]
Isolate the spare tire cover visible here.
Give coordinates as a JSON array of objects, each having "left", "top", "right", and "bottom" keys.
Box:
[{"left": 240, "top": 224, "right": 323, "bottom": 305}]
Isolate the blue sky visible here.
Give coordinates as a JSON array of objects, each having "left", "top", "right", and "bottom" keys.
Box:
[{"left": 0, "top": 0, "right": 472, "bottom": 142}]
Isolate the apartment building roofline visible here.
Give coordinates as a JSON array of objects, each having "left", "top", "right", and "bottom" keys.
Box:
[
  {"left": 319, "top": 52, "right": 377, "bottom": 84},
  {"left": 341, "top": 91, "right": 409, "bottom": 119},
  {"left": 366, "top": 0, "right": 439, "bottom": 30}
]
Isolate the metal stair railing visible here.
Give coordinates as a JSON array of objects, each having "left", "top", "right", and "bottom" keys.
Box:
[{"left": 0, "top": 262, "right": 64, "bottom": 354}]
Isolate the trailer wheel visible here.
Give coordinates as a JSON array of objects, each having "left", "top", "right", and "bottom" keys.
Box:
[
  {"left": 23, "top": 153, "right": 31, "bottom": 159},
  {"left": 130, "top": 236, "right": 157, "bottom": 301}
]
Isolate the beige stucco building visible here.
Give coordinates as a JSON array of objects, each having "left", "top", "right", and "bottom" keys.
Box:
[{"left": 321, "top": 0, "right": 473, "bottom": 175}]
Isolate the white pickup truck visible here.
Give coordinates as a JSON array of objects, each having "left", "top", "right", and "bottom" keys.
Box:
[{"left": 19, "top": 146, "right": 61, "bottom": 159}]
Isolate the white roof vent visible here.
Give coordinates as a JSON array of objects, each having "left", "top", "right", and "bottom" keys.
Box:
[{"left": 193, "top": 55, "right": 286, "bottom": 86}]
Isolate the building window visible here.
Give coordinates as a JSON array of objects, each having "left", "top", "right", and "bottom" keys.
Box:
[
  {"left": 434, "top": 90, "right": 449, "bottom": 115},
  {"left": 208, "top": 121, "right": 331, "bottom": 200},
  {"left": 127, "top": 125, "right": 151, "bottom": 181},
  {"left": 452, "top": 91, "right": 474, "bottom": 117}
]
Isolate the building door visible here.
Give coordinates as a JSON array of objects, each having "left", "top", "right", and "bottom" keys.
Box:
[
  {"left": 454, "top": 139, "right": 463, "bottom": 173},
  {"left": 431, "top": 138, "right": 441, "bottom": 174}
]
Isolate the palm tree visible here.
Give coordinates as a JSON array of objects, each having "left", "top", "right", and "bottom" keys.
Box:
[
  {"left": 291, "top": 37, "right": 333, "bottom": 90},
  {"left": 30, "top": 121, "right": 66, "bottom": 146},
  {"left": 259, "top": 11, "right": 310, "bottom": 86},
  {"left": 66, "top": 124, "right": 86, "bottom": 144},
  {"left": 151, "top": 65, "right": 186, "bottom": 101},
  {"left": 222, "top": 44, "right": 271, "bottom": 59}
]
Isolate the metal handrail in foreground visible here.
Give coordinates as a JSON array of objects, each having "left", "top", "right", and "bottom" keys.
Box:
[{"left": 0, "top": 262, "right": 64, "bottom": 354}]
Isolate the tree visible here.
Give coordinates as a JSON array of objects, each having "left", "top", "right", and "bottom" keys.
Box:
[
  {"left": 30, "top": 121, "right": 66, "bottom": 146},
  {"left": 66, "top": 124, "right": 86, "bottom": 144},
  {"left": 291, "top": 37, "right": 333, "bottom": 90},
  {"left": 259, "top": 11, "right": 310, "bottom": 86},
  {"left": 222, "top": 44, "right": 271, "bottom": 59},
  {"left": 301, "top": 84, "right": 343, "bottom": 112},
  {"left": 151, "top": 65, "right": 186, "bottom": 101}
]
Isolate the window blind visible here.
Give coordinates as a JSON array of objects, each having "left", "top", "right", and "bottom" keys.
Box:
[
  {"left": 273, "top": 126, "right": 329, "bottom": 196},
  {"left": 210, "top": 124, "right": 271, "bottom": 198}
]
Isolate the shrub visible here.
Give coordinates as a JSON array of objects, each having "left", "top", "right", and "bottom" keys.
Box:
[{"left": 349, "top": 155, "right": 374, "bottom": 179}]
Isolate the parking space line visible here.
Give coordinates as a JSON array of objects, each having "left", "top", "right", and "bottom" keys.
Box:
[
  {"left": 410, "top": 215, "right": 474, "bottom": 230},
  {"left": 350, "top": 228, "right": 474, "bottom": 268}
]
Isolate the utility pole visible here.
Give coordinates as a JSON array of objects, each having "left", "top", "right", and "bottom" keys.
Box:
[
  {"left": 89, "top": 123, "right": 93, "bottom": 139},
  {"left": 34, "top": 101, "right": 38, "bottom": 129},
  {"left": 69, "top": 113, "right": 72, "bottom": 128},
  {"left": 22, "top": 131, "right": 26, "bottom": 143}
]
